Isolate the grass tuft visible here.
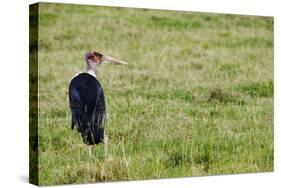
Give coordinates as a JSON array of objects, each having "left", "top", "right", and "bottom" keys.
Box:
[{"left": 238, "top": 80, "right": 273, "bottom": 97}]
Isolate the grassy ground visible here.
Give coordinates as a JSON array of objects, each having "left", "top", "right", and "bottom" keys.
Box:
[{"left": 36, "top": 3, "right": 273, "bottom": 186}]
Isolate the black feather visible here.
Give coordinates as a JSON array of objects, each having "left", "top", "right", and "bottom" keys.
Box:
[{"left": 69, "top": 73, "right": 106, "bottom": 145}]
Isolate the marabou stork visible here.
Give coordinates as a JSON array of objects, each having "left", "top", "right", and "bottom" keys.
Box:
[{"left": 69, "top": 51, "right": 128, "bottom": 158}]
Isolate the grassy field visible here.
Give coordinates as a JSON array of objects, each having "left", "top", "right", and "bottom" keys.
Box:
[{"left": 35, "top": 3, "right": 273, "bottom": 186}]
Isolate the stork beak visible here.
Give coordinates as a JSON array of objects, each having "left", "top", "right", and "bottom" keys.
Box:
[{"left": 102, "top": 55, "right": 128, "bottom": 65}]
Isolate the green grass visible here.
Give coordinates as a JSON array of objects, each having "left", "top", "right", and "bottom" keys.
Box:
[{"left": 35, "top": 3, "right": 273, "bottom": 185}]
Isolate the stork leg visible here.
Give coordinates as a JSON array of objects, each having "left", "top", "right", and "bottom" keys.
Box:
[
  {"left": 88, "top": 145, "right": 94, "bottom": 159},
  {"left": 104, "top": 132, "right": 108, "bottom": 158}
]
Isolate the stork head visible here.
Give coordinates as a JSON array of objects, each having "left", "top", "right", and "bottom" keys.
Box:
[{"left": 85, "top": 51, "right": 128, "bottom": 71}]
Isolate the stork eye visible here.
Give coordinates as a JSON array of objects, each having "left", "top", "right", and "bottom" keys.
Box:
[{"left": 90, "top": 55, "right": 102, "bottom": 64}]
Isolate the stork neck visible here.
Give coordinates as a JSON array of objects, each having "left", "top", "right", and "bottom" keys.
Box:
[{"left": 87, "top": 69, "right": 96, "bottom": 78}]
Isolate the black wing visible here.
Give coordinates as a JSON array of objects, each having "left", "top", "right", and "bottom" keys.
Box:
[{"left": 69, "top": 73, "right": 106, "bottom": 145}]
